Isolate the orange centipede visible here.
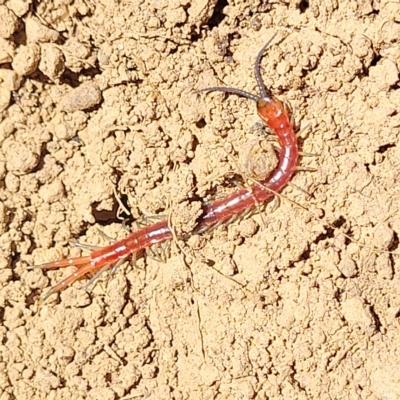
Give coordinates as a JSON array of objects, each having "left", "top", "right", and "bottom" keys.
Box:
[{"left": 29, "top": 35, "right": 300, "bottom": 301}]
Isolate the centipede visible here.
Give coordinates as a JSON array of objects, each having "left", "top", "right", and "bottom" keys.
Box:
[{"left": 29, "top": 34, "right": 300, "bottom": 301}]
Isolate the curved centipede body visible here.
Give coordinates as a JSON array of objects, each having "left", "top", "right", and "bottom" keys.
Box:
[{"left": 30, "top": 34, "right": 299, "bottom": 301}]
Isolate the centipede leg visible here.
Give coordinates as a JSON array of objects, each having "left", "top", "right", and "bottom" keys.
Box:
[
  {"left": 109, "top": 257, "right": 128, "bottom": 276},
  {"left": 146, "top": 241, "right": 171, "bottom": 263},
  {"left": 82, "top": 263, "right": 112, "bottom": 292},
  {"left": 96, "top": 229, "right": 117, "bottom": 243},
  {"left": 146, "top": 245, "right": 158, "bottom": 262},
  {"left": 283, "top": 102, "right": 296, "bottom": 127},
  {"left": 238, "top": 206, "right": 254, "bottom": 221},
  {"left": 287, "top": 182, "right": 313, "bottom": 198},
  {"left": 295, "top": 166, "right": 318, "bottom": 172},
  {"left": 222, "top": 213, "right": 240, "bottom": 229},
  {"left": 251, "top": 121, "right": 274, "bottom": 137},
  {"left": 299, "top": 151, "right": 319, "bottom": 157},
  {"left": 272, "top": 145, "right": 281, "bottom": 154},
  {"left": 270, "top": 196, "right": 280, "bottom": 213},
  {"left": 82, "top": 259, "right": 130, "bottom": 293},
  {"left": 296, "top": 123, "right": 311, "bottom": 138},
  {"left": 69, "top": 239, "right": 101, "bottom": 251}
]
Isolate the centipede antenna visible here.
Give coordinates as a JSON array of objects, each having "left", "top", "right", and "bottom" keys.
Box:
[
  {"left": 254, "top": 33, "right": 278, "bottom": 99},
  {"left": 199, "top": 87, "right": 259, "bottom": 102}
]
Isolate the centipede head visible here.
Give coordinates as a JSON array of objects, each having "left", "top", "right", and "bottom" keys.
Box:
[
  {"left": 201, "top": 34, "right": 284, "bottom": 128},
  {"left": 256, "top": 96, "right": 289, "bottom": 126}
]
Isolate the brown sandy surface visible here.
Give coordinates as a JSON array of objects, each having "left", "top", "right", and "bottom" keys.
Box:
[{"left": 1, "top": 1, "right": 400, "bottom": 399}]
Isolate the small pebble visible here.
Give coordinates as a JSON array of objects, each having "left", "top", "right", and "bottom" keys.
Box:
[
  {"left": 0, "top": 87, "right": 11, "bottom": 112},
  {"left": 341, "top": 296, "right": 375, "bottom": 335},
  {"left": 60, "top": 82, "right": 102, "bottom": 112},
  {"left": 6, "top": 0, "right": 30, "bottom": 17},
  {"left": 38, "top": 179, "right": 65, "bottom": 203},
  {"left": 39, "top": 43, "right": 65, "bottom": 80},
  {"left": 12, "top": 44, "right": 41, "bottom": 76},
  {"left": 338, "top": 254, "right": 358, "bottom": 278},
  {"left": 373, "top": 223, "right": 394, "bottom": 250},
  {"left": 0, "top": 38, "right": 15, "bottom": 63},
  {"left": 3, "top": 140, "right": 39, "bottom": 175},
  {"left": 239, "top": 218, "right": 258, "bottom": 238},
  {"left": 0, "top": 68, "right": 22, "bottom": 91},
  {"left": 25, "top": 16, "right": 59, "bottom": 43},
  {"left": 0, "top": 5, "right": 19, "bottom": 39}
]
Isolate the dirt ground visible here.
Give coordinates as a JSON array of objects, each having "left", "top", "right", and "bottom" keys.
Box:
[{"left": 0, "top": 0, "right": 400, "bottom": 399}]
